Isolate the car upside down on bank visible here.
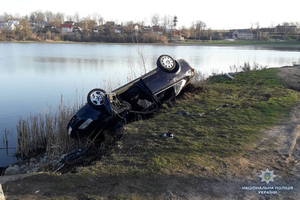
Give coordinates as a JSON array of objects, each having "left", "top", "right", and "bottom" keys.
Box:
[{"left": 67, "top": 55, "right": 195, "bottom": 139}]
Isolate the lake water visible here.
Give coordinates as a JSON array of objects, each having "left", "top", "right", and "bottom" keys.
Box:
[{"left": 0, "top": 43, "right": 299, "bottom": 167}]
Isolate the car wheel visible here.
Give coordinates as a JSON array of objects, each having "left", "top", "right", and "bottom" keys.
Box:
[
  {"left": 157, "top": 55, "right": 176, "bottom": 72},
  {"left": 87, "top": 88, "right": 106, "bottom": 109}
]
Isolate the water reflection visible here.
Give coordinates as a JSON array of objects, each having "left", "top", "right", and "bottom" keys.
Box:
[{"left": 35, "top": 57, "right": 100, "bottom": 64}]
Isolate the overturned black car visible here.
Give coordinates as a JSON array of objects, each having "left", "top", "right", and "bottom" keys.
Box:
[{"left": 67, "top": 55, "right": 195, "bottom": 138}]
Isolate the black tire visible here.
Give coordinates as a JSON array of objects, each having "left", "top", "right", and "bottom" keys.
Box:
[
  {"left": 87, "top": 88, "right": 106, "bottom": 109},
  {"left": 157, "top": 55, "right": 176, "bottom": 72}
]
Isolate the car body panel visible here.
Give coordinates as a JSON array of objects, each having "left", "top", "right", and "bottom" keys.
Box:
[{"left": 67, "top": 56, "right": 194, "bottom": 138}]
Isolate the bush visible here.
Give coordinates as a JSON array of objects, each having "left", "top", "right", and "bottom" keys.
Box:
[{"left": 52, "top": 36, "right": 61, "bottom": 41}]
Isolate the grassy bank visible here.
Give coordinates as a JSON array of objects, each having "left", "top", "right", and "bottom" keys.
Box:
[
  {"left": 180, "top": 40, "right": 300, "bottom": 47},
  {"left": 79, "top": 68, "right": 298, "bottom": 180},
  {"left": 3, "top": 67, "right": 299, "bottom": 199}
]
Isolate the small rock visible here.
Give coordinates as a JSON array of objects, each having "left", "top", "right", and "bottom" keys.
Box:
[
  {"left": 4, "top": 165, "right": 20, "bottom": 175},
  {"left": 27, "top": 168, "right": 39, "bottom": 174},
  {"left": 30, "top": 158, "right": 36, "bottom": 162},
  {"left": 0, "top": 184, "right": 5, "bottom": 200},
  {"left": 40, "top": 156, "right": 48, "bottom": 163},
  {"left": 287, "top": 171, "right": 295, "bottom": 175},
  {"left": 20, "top": 165, "right": 28, "bottom": 174}
]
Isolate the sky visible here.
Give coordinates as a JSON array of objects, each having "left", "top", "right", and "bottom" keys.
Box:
[{"left": 0, "top": 0, "right": 299, "bottom": 30}]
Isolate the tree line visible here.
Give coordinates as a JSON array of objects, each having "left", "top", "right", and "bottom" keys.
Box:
[
  {"left": 0, "top": 11, "right": 217, "bottom": 42},
  {"left": 0, "top": 11, "right": 299, "bottom": 43}
]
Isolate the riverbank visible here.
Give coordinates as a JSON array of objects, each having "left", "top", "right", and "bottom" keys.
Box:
[
  {"left": 1, "top": 40, "right": 300, "bottom": 49},
  {"left": 1, "top": 65, "right": 300, "bottom": 199}
]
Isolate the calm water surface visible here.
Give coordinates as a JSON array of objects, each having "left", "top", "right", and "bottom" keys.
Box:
[{"left": 0, "top": 43, "right": 299, "bottom": 167}]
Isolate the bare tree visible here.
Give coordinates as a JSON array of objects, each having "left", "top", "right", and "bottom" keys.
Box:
[
  {"left": 162, "top": 15, "right": 172, "bottom": 29},
  {"left": 97, "top": 14, "right": 104, "bottom": 26},
  {"left": 56, "top": 12, "right": 65, "bottom": 23},
  {"left": 66, "top": 15, "right": 73, "bottom": 21},
  {"left": 151, "top": 13, "right": 160, "bottom": 26},
  {"left": 14, "top": 13, "right": 21, "bottom": 20},
  {"left": 92, "top": 13, "right": 104, "bottom": 25},
  {"left": 73, "top": 12, "right": 80, "bottom": 23},
  {"left": 92, "top": 13, "right": 98, "bottom": 22},
  {"left": 35, "top": 11, "right": 45, "bottom": 23},
  {"left": 255, "top": 22, "right": 260, "bottom": 29},
  {"left": 3, "top": 12, "right": 13, "bottom": 21},
  {"left": 195, "top": 20, "right": 207, "bottom": 40},
  {"left": 45, "top": 11, "right": 55, "bottom": 22}
]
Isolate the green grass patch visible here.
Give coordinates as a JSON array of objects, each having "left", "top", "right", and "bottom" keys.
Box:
[
  {"left": 81, "top": 68, "right": 298, "bottom": 178},
  {"left": 181, "top": 40, "right": 300, "bottom": 46}
]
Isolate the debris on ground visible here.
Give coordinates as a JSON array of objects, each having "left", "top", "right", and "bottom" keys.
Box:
[
  {"left": 162, "top": 130, "right": 174, "bottom": 138},
  {"left": 0, "top": 184, "right": 4, "bottom": 200},
  {"left": 178, "top": 104, "right": 240, "bottom": 118},
  {"left": 55, "top": 148, "right": 90, "bottom": 173}
]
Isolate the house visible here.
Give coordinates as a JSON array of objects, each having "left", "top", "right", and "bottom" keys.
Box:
[
  {"left": 93, "top": 28, "right": 98, "bottom": 33},
  {"left": 275, "top": 25, "right": 298, "bottom": 33},
  {"left": 31, "top": 22, "right": 48, "bottom": 31},
  {"left": 8, "top": 20, "right": 19, "bottom": 27},
  {"left": 142, "top": 26, "right": 151, "bottom": 33},
  {"left": 8, "top": 23, "right": 16, "bottom": 31},
  {"left": 152, "top": 26, "right": 163, "bottom": 35},
  {"left": 0, "top": 21, "right": 7, "bottom": 30},
  {"left": 134, "top": 24, "right": 139, "bottom": 32},
  {"left": 105, "top": 21, "right": 115, "bottom": 27},
  {"left": 0, "top": 21, "right": 19, "bottom": 31},
  {"left": 74, "top": 26, "right": 82, "bottom": 32},
  {"left": 115, "top": 28, "right": 121, "bottom": 34},
  {"left": 232, "top": 30, "right": 254, "bottom": 40},
  {"left": 61, "top": 21, "right": 75, "bottom": 33},
  {"left": 172, "top": 30, "right": 184, "bottom": 41}
]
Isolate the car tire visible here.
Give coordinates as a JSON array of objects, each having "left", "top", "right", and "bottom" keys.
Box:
[
  {"left": 157, "top": 55, "right": 176, "bottom": 72},
  {"left": 87, "top": 88, "right": 106, "bottom": 109}
]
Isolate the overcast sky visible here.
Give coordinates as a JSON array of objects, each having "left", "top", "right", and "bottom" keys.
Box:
[{"left": 1, "top": 0, "right": 299, "bottom": 29}]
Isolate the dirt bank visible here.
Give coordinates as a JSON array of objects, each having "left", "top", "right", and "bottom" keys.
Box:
[{"left": 277, "top": 66, "right": 300, "bottom": 91}]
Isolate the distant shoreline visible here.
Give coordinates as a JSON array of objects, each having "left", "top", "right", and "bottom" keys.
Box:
[{"left": 1, "top": 40, "right": 300, "bottom": 49}]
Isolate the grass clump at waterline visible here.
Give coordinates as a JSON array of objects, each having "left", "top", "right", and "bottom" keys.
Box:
[{"left": 81, "top": 68, "right": 298, "bottom": 178}]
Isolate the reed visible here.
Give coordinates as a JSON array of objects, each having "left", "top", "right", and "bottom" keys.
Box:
[
  {"left": 191, "top": 70, "right": 207, "bottom": 88},
  {"left": 16, "top": 96, "right": 83, "bottom": 158},
  {"left": 230, "top": 62, "right": 268, "bottom": 72},
  {"left": 2, "top": 129, "right": 9, "bottom": 155}
]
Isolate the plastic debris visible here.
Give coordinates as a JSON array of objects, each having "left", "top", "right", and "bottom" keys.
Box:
[{"left": 162, "top": 130, "right": 174, "bottom": 138}]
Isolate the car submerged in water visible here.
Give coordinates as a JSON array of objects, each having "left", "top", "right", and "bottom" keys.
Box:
[{"left": 67, "top": 55, "right": 195, "bottom": 139}]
